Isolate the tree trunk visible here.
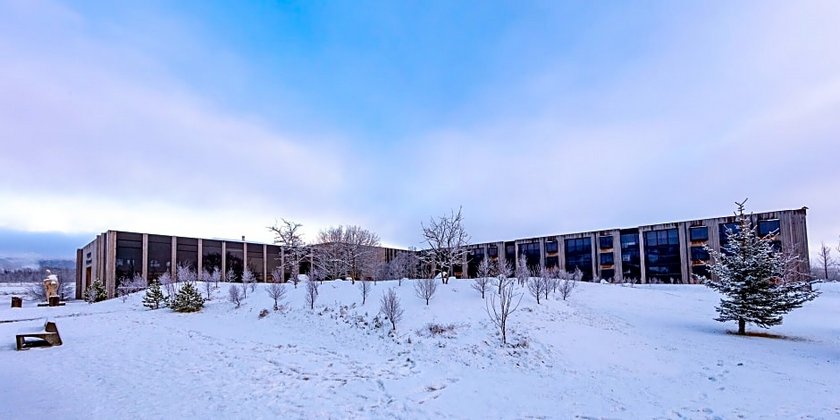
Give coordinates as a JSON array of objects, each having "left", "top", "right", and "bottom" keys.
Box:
[{"left": 738, "top": 319, "right": 746, "bottom": 335}]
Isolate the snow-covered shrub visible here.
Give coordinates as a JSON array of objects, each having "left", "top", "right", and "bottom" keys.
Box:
[
  {"left": 515, "top": 254, "right": 530, "bottom": 286},
  {"left": 143, "top": 280, "right": 166, "bottom": 309},
  {"left": 472, "top": 258, "right": 492, "bottom": 299},
  {"left": 486, "top": 277, "right": 523, "bottom": 345},
  {"left": 305, "top": 277, "right": 319, "bottom": 310},
  {"left": 228, "top": 284, "right": 243, "bottom": 308},
  {"left": 258, "top": 309, "right": 269, "bottom": 319},
  {"left": 159, "top": 271, "right": 175, "bottom": 299},
  {"left": 359, "top": 280, "right": 372, "bottom": 305},
  {"left": 266, "top": 280, "right": 287, "bottom": 311},
  {"left": 84, "top": 279, "right": 107, "bottom": 303},
  {"left": 170, "top": 282, "right": 204, "bottom": 312},
  {"left": 527, "top": 271, "right": 548, "bottom": 304},
  {"left": 414, "top": 278, "right": 437, "bottom": 305},
  {"left": 379, "top": 287, "right": 403, "bottom": 332},
  {"left": 558, "top": 271, "right": 576, "bottom": 301},
  {"left": 422, "top": 323, "right": 456, "bottom": 338},
  {"left": 117, "top": 273, "right": 146, "bottom": 302}
]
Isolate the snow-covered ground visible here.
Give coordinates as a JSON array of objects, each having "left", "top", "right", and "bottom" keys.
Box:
[{"left": 1, "top": 279, "right": 838, "bottom": 419}]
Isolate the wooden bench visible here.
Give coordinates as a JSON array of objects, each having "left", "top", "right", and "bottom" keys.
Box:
[{"left": 16, "top": 321, "right": 63, "bottom": 351}]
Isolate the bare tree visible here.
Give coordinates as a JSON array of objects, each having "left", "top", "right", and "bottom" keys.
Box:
[
  {"left": 305, "top": 277, "right": 319, "bottom": 310},
  {"left": 515, "top": 254, "right": 530, "bottom": 286},
  {"left": 379, "top": 288, "right": 404, "bottom": 332},
  {"left": 269, "top": 218, "right": 308, "bottom": 285},
  {"left": 558, "top": 269, "right": 578, "bottom": 301},
  {"left": 472, "top": 258, "right": 492, "bottom": 299},
  {"left": 389, "top": 249, "right": 419, "bottom": 286},
  {"left": 310, "top": 267, "right": 325, "bottom": 285},
  {"left": 117, "top": 273, "right": 146, "bottom": 302},
  {"left": 494, "top": 258, "right": 513, "bottom": 295},
  {"left": 486, "top": 275, "right": 523, "bottom": 345},
  {"left": 314, "top": 225, "right": 381, "bottom": 282},
  {"left": 266, "top": 279, "right": 287, "bottom": 311},
  {"left": 414, "top": 278, "right": 438, "bottom": 305},
  {"left": 159, "top": 271, "right": 176, "bottom": 299},
  {"left": 291, "top": 273, "right": 301, "bottom": 289},
  {"left": 209, "top": 268, "right": 221, "bottom": 289},
  {"left": 815, "top": 242, "right": 834, "bottom": 281},
  {"left": 226, "top": 267, "right": 237, "bottom": 283},
  {"left": 359, "top": 280, "right": 372, "bottom": 305},
  {"left": 421, "top": 207, "right": 470, "bottom": 284},
  {"left": 176, "top": 263, "right": 197, "bottom": 284},
  {"left": 228, "top": 284, "right": 243, "bottom": 308},
  {"left": 240, "top": 268, "right": 255, "bottom": 298},
  {"left": 270, "top": 266, "right": 285, "bottom": 284},
  {"left": 527, "top": 268, "right": 548, "bottom": 304}
]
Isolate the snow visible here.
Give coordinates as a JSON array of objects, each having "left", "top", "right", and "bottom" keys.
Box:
[{"left": 1, "top": 280, "right": 838, "bottom": 419}]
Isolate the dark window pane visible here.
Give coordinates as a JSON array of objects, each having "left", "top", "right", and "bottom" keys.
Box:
[
  {"left": 758, "top": 219, "right": 780, "bottom": 237},
  {"left": 691, "top": 246, "right": 710, "bottom": 261},
  {"left": 644, "top": 228, "right": 682, "bottom": 283},
  {"left": 599, "top": 236, "right": 613, "bottom": 249},
  {"left": 545, "top": 240, "right": 558, "bottom": 254},
  {"left": 564, "top": 238, "right": 592, "bottom": 280},
  {"left": 620, "top": 231, "right": 641, "bottom": 280},
  {"left": 689, "top": 226, "right": 708, "bottom": 241},
  {"left": 599, "top": 252, "right": 614, "bottom": 265}
]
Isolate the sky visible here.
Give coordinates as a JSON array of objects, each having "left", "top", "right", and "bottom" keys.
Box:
[{"left": 1, "top": 0, "right": 839, "bottom": 259}]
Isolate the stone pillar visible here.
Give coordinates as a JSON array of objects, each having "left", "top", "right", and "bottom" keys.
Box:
[
  {"left": 638, "top": 231, "right": 647, "bottom": 284},
  {"left": 171, "top": 236, "right": 177, "bottom": 278},
  {"left": 197, "top": 239, "right": 203, "bottom": 275},
  {"left": 612, "top": 231, "right": 623, "bottom": 281},
  {"left": 558, "top": 237, "right": 566, "bottom": 272},
  {"left": 141, "top": 234, "right": 149, "bottom": 281},
  {"left": 538, "top": 238, "right": 545, "bottom": 270},
  {"left": 590, "top": 233, "right": 598, "bottom": 281},
  {"left": 677, "top": 225, "right": 689, "bottom": 284},
  {"left": 263, "top": 244, "right": 268, "bottom": 282},
  {"left": 221, "top": 241, "right": 227, "bottom": 279},
  {"left": 243, "top": 242, "right": 248, "bottom": 273},
  {"left": 106, "top": 231, "right": 117, "bottom": 298}
]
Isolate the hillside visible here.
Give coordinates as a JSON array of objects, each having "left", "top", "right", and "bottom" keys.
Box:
[{"left": 1, "top": 279, "right": 838, "bottom": 419}]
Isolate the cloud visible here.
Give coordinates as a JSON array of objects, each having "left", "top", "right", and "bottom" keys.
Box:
[{"left": 0, "top": 0, "right": 357, "bottom": 242}]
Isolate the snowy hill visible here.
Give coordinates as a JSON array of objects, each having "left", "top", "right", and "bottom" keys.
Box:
[{"left": 1, "top": 280, "right": 838, "bottom": 419}]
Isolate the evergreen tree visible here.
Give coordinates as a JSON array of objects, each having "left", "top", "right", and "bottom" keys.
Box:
[
  {"left": 170, "top": 282, "right": 205, "bottom": 313},
  {"left": 143, "top": 280, "right": 166, "bottom": 310},
  {"left": 83, "top": 279, "right": 107, "bottom": 303},
  {"left": 702, "top": 200, "right": 819, "bottom": 335}
]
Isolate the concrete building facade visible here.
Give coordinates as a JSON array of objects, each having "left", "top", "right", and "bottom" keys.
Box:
[{"left": 76, "top": 207, "right": 810, "bottom": 299}]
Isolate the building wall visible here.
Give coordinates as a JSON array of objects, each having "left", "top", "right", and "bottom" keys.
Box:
[{"left": 75, "top": 207, "right": 811, "bottom": 297}]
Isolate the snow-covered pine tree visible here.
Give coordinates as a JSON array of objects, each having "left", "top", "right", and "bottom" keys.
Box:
[
  {"left": 84, "top": 279, "right": 107, "bottom": 303},
  {"left": 702, "top": 200, "right": 819, "bottom": 335},
  {"left": 170, "top": 282, "right": 205, "bottom": 312},
  {"left": 143, "top": 280, "right": 166, "bottom": 309}
]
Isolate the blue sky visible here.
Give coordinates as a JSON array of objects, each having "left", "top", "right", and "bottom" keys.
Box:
[{"left": 1, "top": 0, "right": 839, "bottom": 258}]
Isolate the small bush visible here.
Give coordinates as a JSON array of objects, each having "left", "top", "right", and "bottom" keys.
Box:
[
  {"left": 84, "top": 279, "right": 107, "bottom": 303},
  {"left": 258, "top": 309, "right": 270, "bottom": 319},
  {"left": 170, "top": 283, "right": 205, "bottom": 312},
  {"left": 422, "top": 323, "right": 457, "bottom": 337}
]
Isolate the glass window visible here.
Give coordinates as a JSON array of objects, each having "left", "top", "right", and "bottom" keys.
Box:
[
  {"left": 544, "top": 240, "right": 558, "bottom": 253},
  {"left": 690, "top": 246, "right": 710, "bottom": 261},
  {"left": 545, "top": 256, "right": 559, "bottom": 269},
  {"left": 719, "top": 222, "right": 740, "bottom": 250},
  {"left": 225, "top": 241, "right": 244, "bottom": 281},
  {"left": 202, "top": 240, "right": 223, "bottom": 274},
  {"left": 600, "top": 268, "right": 615, "bottom": 281},
  {"left": 487, "top": 245, "right": 498, "bottom": 258},
  {"left": 689, "top": 226, "right": 709, "bottom": 242},
  {"left": 176, "top": 237, "right": 198, "bottom": 272},
  {"left": 518, "top": 242, "right": 541, "bottom": 269},
  {"left": 644, "top": 228, "right": 682, "bottom": 283},
  {"left": 620, "top": 230, "right": 641, "bottom": 280},
  {"left": 564, "top": 237, "right": 592, "bottom": 280},
  {"left": 116, "top": 232, "right": 142, "bottom": 285},
  {"left": 599, "top": 236, "right": 613, "bottom": 249},
  {"left": 758, "top": 219, "right": 780, "bottom": 237},
  {"left": 599, "top": 252, "right": 614, "bottom": 265},
  {"left": 147, "top": 235, "right": 172, "bottom": 280}
]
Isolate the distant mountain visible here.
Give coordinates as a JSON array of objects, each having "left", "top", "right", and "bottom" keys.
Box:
[{"left": 0, "top": 257, "right": 75, "bottom": 271}]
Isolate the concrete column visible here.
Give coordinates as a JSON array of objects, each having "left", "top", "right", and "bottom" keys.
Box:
[
  {"left": 590, "top": 233, "right": 598, "bottom": 281},
  {"left": 141, "top": 234, "right": 149, "bottom": 281},
  {"left": 263, "top": 244, "right": 268, "bottom": 282},
  {"left": 197, "top": 239, "right": 203, "bottom": 275},
  {"left": 514, "top": 242, "right": 520, "bottom": 269},
  {"left": 638, "top": 231, "right": 647, "bottom": 284},
  {"left": 221, "top": 241, "right": 227, "bottom": 279},
  {"left": 243, "top": 242, "right": 248, "bottom": 273},
  {"left": 106, "top": 231, "right": 117, "bottom": 298},
  {"left": 462, "top": 251, "right": 468, "bottom": 279},
  {"left": 540, "top": 238, "right": 548, "bottom": 267},
  {"left": 612, "top": 231, "right": 623, "bottom": 281},
  {"left": 171, "top": 236, "right": 177, "bottom": 278},
  {"left": 677, "top": 225, "right": 689, "bottom": 284},
  {"left": 558, "top": 237, "right": 566, "bottom": 272}
]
